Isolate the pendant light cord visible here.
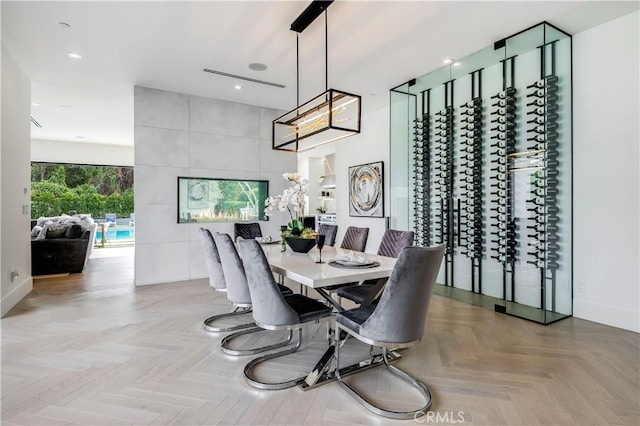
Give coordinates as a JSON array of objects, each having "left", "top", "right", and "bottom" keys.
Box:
[
  {"left": 296, "top": 34, "right": 300, "bottom": 111},
  {"left": 325, "top": 9, "right": 328, "bottom": 91},
  {"left": 295, "top": 6, "right": 329, "bottom": 110}
]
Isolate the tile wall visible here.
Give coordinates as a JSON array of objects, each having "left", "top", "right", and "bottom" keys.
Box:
[{"left": 134, "top": 87, "right": 295, "bottom": 285}]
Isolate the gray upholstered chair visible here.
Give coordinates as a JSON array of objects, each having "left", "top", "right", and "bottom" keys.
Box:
[
  {"left": 334, "top": 244, "right": 445, "bottom": 419},
  {"left": 377, "top": 229, "right": 415, "bottom": 258},
  {"left": 213, "top": 233, "right": 293, "bottom": 355},
  {"left": 199, "top": 227, "right": 244, "bottom": 332},
  {"left": 336, "top": 229, "right": 415, "bottom": 306},
  {"left": 340, "top": 226, "right": 369, "bottom": 252},
  {"left": 321, "top": 226, "right": 370, "bottom": 294},
  {"left": 234, "top": 222, "right": 262, "bottom": 242},
  {"left": 318, "top": 224, "right": 338, "bottom": 247},
  {"left": 199, "top": 228, "right": 226, "bottom": 292},
  {"left": 236, "top": 238, "right": 334, "bottom": 390}
]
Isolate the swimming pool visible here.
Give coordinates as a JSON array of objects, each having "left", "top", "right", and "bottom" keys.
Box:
[{"left": 96, "top": 226, "right": 135, "bottom": 241}]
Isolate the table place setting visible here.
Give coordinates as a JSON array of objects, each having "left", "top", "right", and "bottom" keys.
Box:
[
  {"left": 329, "top": 250, "right": 380, "bottom": 269},
  {"left": 256, "top": 236, "right": 278, "bottom": 244}
]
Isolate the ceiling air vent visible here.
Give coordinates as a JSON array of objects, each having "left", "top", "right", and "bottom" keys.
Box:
[
  {"left": 30, "top": 116, "right": 42, "bottom": 128},
  {"left": 203, "top": 68, "right": 286, "bottom": 88}
]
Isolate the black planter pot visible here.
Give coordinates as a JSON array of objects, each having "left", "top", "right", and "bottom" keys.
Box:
[{"left": 285, "top": 237, "right": 316, "bottom": 253}]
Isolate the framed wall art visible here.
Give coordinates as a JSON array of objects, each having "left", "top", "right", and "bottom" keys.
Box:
[
  {"left": 348, "top": 161, "right": 384, "bottom": 217},
  {"left": 177, "top": 177, "right": 268, "bottom": 223}
]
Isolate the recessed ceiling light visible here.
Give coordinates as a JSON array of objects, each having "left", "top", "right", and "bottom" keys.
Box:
[
  {"left": 75, "top": 136, "right": 86, "bottom": 139},
  {"left": 442, "top": 58, "right": 453, "bottom": 64},
  {"left": 452, "top": 62, "right": 461, "bottom": 67},
  {"left": 58, "top": 104, "right": 73, "bottom": 108},
  {"left": 248, "top": 63, "right": 268, "bottom": 71},
  {"left": 31, "top": 102, "right": 40, "bottom": 106},
  {"left": 58, "top": 22, "right": 71, "bottom": 28},
  {"left": 67, "top": 51, "right": 82, "bottom": 60},
  {"left": 234, "top": 85, "right": 242, "bottom": 90}
]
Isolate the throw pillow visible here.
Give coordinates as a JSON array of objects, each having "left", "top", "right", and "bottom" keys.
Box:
[
  {"left": 44, "top": 223, "right": 69, "bottom": 239},
  {"left": 36, "top": 224, "right": 48, "bottom": 240},
  {"left": 36, "top": 217, "right": 49, "bottom": 227},
  {"left": 31, "top": 225, "right": 43, "bottom": 238},
  {"left": 79, "top": 216, "right": 93, "bottom": 232},
  {"left": 65, "top": 224, "right": 84, "bottom": 239}
]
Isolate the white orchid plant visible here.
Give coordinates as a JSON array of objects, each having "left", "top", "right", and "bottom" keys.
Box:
[{"left": 265, "top": 173, "right": 315, "bottom": 237}]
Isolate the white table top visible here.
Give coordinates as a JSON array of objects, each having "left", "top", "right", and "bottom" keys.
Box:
[{"left": 262, "top": 245, "right": 396, "bottom": 289}]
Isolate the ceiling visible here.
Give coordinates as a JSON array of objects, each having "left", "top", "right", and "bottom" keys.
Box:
[{"left": 3, "top": 1, "right": 638, "bottom": 147}]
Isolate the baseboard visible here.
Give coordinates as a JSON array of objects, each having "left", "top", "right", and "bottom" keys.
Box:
[
  {"left": 574, "top": 299, "right": 640, "bottom": 333},
  {"left": 134, "top": 269, "right": 208, "bottom": 286},
  {"left": 1, "top": 276, "right": 33, "bottom": 317},
  {"left": 33, "top": 273, "right": 70, "bottom": 279}
]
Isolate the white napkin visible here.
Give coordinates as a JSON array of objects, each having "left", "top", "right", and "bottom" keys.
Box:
[{"left": 334, "top": 251, "right": 371, "bottom": 264}]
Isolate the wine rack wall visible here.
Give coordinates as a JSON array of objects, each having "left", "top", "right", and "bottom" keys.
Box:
[
  {"left": 412, "top": 111, "right": 430, "bottom": 247},
  {"left": 390, "top": 22, "right": 572, "bottom": 324},
  {"left": 459, "top": 96, "right": 483, "bottom": 263}
]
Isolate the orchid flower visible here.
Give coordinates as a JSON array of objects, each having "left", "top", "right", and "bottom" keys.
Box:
[{"left": 264, "top": 172, "right": 308, "bottom": 231}]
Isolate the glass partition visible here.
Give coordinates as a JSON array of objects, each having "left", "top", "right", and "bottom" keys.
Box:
[
  {"left": 389, "top": 85, "right": 415, "bottom": 232},
  {"left": 177, "top": 177, "right": 269, "bottom": 223},
  {"left": 389, "top": 22, "right": 572, "bottom": 324}
]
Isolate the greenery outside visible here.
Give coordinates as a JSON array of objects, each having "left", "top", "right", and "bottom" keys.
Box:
[
  {"left": 31, "top": 162, "right": 134, "bottom": 219},
  {"left": 178, "top": 177, "right": 268, "bottom": 223}
]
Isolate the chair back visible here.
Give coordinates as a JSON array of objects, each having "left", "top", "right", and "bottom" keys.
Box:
[
  {"left": 378, "top": 229, "right": 415, "bottom": 258},
  {"left": 198, "top": 228, "right": 226, "bottom": 290},
  {"left": 360, "top": 244, "right": 445, "bottom": 344},
  {"left": 213, "top": 233, "right": 252, "bottom": 306},
  {"left": 340, "top": 226, "right": 369, "bottom": 252},
  {"left": 303, "top": 216, "right": 316, "bottom": 229},
  {"left": 318, "top": 224, "right": 338, "bottom": 247},
  {"left": 234, "top": 222, "right": 262, "bottom": 242},
  {"left": 237, "top": 239, "right": 299, "bottom": 327}
]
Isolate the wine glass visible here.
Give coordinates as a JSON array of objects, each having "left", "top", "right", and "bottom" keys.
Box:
[{"left": 315, "top": 234, "right": 326, "bottom": 264}]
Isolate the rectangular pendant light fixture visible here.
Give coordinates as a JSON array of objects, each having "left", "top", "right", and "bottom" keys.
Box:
[
  {"left": 273, "top": 89, "right": 361, "bottom": 152},
  {"left": 273, "top": 1, "right": 361, "bottom": 152}
]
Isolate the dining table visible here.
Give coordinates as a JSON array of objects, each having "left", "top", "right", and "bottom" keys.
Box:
[
  {"left": 262, "top": 243, "right": 396, "bottom": 310},
  {"left": 259, "top": 242, "right": 402, "bottom": 390}
]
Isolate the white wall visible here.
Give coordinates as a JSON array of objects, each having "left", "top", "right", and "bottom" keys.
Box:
[
  {"left": 334, "top": 106, "right": 391, "bottom": 253},
  {"left": 1, "top": 44, "right": 33, "bottom": 317},
  {"left": 298, "top": 156, "right": 325, "bottom": 215},
  {"left": 32, "top": 138, "right": 133, "bottom": 166},
  {"left": 134, "top": 86, "right": 296, "bottom": 285},
  {"left": 573, "top": 11, "right": 639, "bottom": 332}
]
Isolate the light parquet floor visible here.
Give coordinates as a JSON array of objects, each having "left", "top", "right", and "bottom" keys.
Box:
[{"left": 1, "top": 249, "right": 638, "bottom": 425}]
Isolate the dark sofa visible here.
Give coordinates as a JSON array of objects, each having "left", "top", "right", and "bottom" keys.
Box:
[{"left": 30, "top": 217, "right": 97, "bottom": 276}]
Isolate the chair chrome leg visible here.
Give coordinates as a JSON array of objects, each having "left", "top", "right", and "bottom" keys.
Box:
[
  {"left": 203, "top": 308, "right": 255, "bottom": 333},
  {"left": 221, "top": 328, "right": 294, "bottom": 356},
  {"left": 243, "top": 328, "right": 306, "bottom": 390},
  {"left": 334, "top": 327, "right": 432, "bottom": 420}
]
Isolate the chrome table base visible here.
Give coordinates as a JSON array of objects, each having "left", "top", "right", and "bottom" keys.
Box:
[{"left": 297, "top": 345, "right": 402, "bottom": 391}]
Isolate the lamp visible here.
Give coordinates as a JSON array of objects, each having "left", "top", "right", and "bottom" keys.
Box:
[{"left": 273, "top": 0, "right": 361, "bottom": 152}]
